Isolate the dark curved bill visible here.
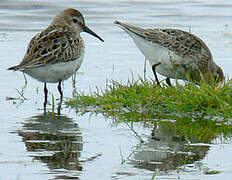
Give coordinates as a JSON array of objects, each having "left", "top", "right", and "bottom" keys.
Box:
[{"left": 83, "top": 26, "right": 104, "bottom": 42}]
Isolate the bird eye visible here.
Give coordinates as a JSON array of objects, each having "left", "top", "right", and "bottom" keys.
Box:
[{"left": 73, "top": 19, "right": 78, "bottom": 23}]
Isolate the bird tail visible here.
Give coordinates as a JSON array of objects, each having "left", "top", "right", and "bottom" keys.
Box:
[
  {"left": 114, "top": 20, "right": 145, "bottom": 36},
  {"left": 7, "top": 65, "right": 20, "bottom": 71}
]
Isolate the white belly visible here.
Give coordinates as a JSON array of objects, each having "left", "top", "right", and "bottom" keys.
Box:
[
  {"left": 22, "top": 54, "right": 84, "bottom": 83},
  {"left": 128, "top": 31, "right": 194, "bottom": 79}
]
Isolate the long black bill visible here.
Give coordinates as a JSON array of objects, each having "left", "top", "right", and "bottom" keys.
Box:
[{"left": 83, "top": 26, "right": 104, "bottom": 42}]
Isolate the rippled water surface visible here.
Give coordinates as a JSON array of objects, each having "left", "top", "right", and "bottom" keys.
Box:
[{"left": 1, "top": 0, "right": 232, "bottom": 179}]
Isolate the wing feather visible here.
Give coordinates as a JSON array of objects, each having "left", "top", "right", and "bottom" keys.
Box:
[
  {"left": 16, "top": 25, "right": 81, "bottom": 70},
  {"left": 115, "top": 21, "right": 213, "bottom": 67}
]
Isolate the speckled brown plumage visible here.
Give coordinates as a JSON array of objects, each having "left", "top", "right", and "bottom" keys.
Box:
[
  {"left": 7, "top": 8, "right": 103, "bottom": 111},
  {"left": 115, "top": 21, "right": 224, "bottom": 85},
  {"left": 10, "top": 25, "right": 83, "bottom": 70}
]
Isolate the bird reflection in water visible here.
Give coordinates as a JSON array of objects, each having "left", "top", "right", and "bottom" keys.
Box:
[
  {"left": 129, "top": 121, "right": 210, "bottom": 172},
  {"left": 18, "top": 113, "right": 83, "bottom": 178}
]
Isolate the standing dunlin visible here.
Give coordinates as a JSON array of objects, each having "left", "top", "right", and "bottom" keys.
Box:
[
  {"left": 114, "top": 21, "right": 224, "bottom": 86},
  {"left": 8, "top": 8, "right": 104, "bottom": 110}
]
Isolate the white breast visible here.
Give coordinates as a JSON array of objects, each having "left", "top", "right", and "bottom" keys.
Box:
[
  {"left": 23, "top": 52, "right": 84, "bottom": 83},
  {"left": 128, "top": 31, "right": 193, "bottom": 78}
]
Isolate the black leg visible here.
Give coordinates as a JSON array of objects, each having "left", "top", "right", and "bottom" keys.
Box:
[
  {"left": 43, "top": 82, "right": 48, "bottom": 111},
  {"left": 144, "top": 58, "right": 147, "bottom": 80},
  {"left": 166, "top": 78, "right": 172, "bottom": 87},
  {"left": 57, "top": 80, "right": 63, "bottom": 115},
  {"left": 152, "top": 63, "right": 161, "bottom": 86},
  {"left": 57, "top": 102, "right": 61, "bottom": 115},
  {"left": 58, "top": 80, "right": 63, "bottom": 100}
]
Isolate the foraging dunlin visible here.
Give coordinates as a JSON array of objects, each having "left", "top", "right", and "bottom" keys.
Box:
[
  {"left": 114, "top": 21, "right": 224, "bottom": 86},
  {"left": 8, "top": 8, "right": 104, "bottom": 109}
]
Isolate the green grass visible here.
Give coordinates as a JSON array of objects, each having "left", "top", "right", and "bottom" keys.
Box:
[
  {"left": 66, "top": 77, "right": 232, "bottom": 178},
  {"left": 66, "top": 78, "right": 232, "bottom": 142},
  {"left": 66, "top": 78, "right": 232, "bottom": 119}
]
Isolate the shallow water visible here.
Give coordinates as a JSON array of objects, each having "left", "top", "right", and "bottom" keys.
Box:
[{"left": 1, "top": 0, "right": 232, "bottom": 179}]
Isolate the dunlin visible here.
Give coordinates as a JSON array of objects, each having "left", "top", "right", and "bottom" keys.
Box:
[
  {"left": 8, "top": 8, "right": 104, "bottom": 110},
  {"left": 114, "top": 21, "right": 224, "bottom": 86}
]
